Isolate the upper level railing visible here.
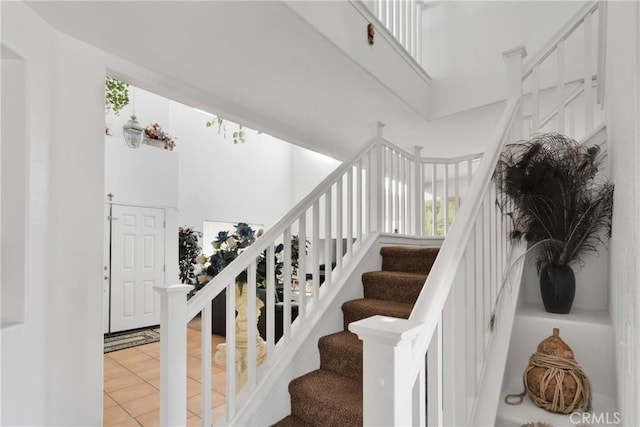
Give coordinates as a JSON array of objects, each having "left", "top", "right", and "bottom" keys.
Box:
[
  {"left": 356, "top": 0, "right": 424, "bottom": 65},
  {"left": 351, "top": 2, "right": 606, "bottom": 425},
  {"left": 521, "top": 1, "right": 605, "bottom": 141}
]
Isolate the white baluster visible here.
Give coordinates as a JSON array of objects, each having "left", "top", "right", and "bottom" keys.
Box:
[
  {"left": 246, "top": 260, "right": 258, "bottom": 389},
  {"left": 336, "top": 176, "right": 343, "bottom": 271},
  {"left": 556, "top": 39, "right": 566, "bottom": 133},
  {"left": 346, "top": 167, "right": 354, "bottom": 256},
  {"left": 297, "top": 214, "right": 307, "bottom": 320},
  {"left": 200, "top": 304, "right": 212, "bottom": 427},
  {"left": 357, "top": 158, "right": 363, "bottom": 239},
  {"left": 324, "top": 190, "right": 332, "bottom": 285},
  {"left": 283, "top": 228, "right": 292, "bottom": 341},
  {"left": 380, "top": 0, "right": 388, "bottom": 27},
  {"left": 394, "top": 151, "right": 400, "bottom": 233},
  {"left": 416, "top": 2, "right": 422, "bottom": 64},
  {"left": 408, "top": 0, "right": 415, "bottom": 57},
  {"left": 454, "top": 162, "right": 460, "bottom": 211},
  {"left": 266, "top": 245, "right": 275, "bottom": 357},
  {"left": 583, "top": 12, "right": 594, "bottom": 132},
  {"left": 596, "top": 3, "right": 605, "bottom": 104},
  {"left": 225, "top": 281, "right": 236, "bottom": 421},
  {"left": 414, "top": 147, "right": 423, "bottom": 236},
  {"left": 312, "top": 201, "right": 320, "bottom": 305},
  {"left": 443, "top": 164, "right": 449, "bottom": 234},
  {"left": 532, "top": 65, "right": 540, "bottom": 134},
  {"left": 431, "top": 164, "right": 437, "bottom": 236},
  {"left": 375, "top": 123, "right": 385, "bottom": 233}
]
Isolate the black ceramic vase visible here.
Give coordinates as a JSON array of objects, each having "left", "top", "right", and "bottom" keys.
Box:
[{"left": 539, "top": 264, "right": 575, "bottom": 314}]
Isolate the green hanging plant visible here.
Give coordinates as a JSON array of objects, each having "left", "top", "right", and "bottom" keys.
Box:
[
  {"left": 105, "top": 77, "right": 130, "bottom": 116},
  {"left": 206, "top": 116, "right": 246, "bottom": 144}
]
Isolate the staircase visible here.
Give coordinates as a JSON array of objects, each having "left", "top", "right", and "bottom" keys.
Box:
[{"left": 274, "top": 246, "right": 439, "bottom": 426}]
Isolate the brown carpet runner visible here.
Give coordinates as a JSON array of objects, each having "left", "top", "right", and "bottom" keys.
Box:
[{"left": 272, "top": 246, "right": 439, "bottom": 426}]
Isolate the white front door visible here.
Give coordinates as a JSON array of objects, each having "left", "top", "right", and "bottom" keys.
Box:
[{"left": 109, "top": 204, "right": 165, "bottom": 333}]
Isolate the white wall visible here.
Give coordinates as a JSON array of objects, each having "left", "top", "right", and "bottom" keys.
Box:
[
  {"left": 605, "top": 2, "right": 640, "bottom": 425},
  {"left": 422, "top": 1, "right": 584, "bottom": 118},
  {"left": 518, "top": 247, "right": 609, "bottom": 312},
  {"left": 291, "top": 146, "right": 341, "bottom": 205},
  {"left": 1, "top": 46, "right": 27, "bottom": 326},
  {"left": 171, "top": 102, "right": 295, "bottom": 231},
  {"left": 1, "top": 2, "right": 105, "bottom": 425},
  {"left": 104, "top": 137, "right": 179, "bottom": 208},
  {"left": 286, "top": 1, "right": 431, "bottom": 119}
]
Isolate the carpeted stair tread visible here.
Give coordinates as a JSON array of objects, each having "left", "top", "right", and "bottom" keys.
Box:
[
  {"left": 271, "top": 415, "right": 310, "bottom": 427},
  {"left": 380, "top": 246, "right": 439, "bottom": 274},
  {"left": 273, "top": 245, "right": 439, "bottom": 426},
  {"left": 289, "top": 369, "right": 362, "bottom": 426},
  {"left": 362, "top": 270, "right": 427, "bottom": 305},
  {"left": 319, "top": 331, "right": 363, "bottom": 381},
  {"left": 342, "top": 298, "right": 413, "bottom": 330}
]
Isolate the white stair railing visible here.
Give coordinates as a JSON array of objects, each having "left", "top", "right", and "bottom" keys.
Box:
[
  {"left": 155, "top": 123, "right": 483, "bottom": 425},
  {"left": 351, "top": 97, "right": 521, "bottom": 426}
]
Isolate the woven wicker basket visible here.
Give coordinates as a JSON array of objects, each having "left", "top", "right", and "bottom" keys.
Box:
[{"left": 523, "top": 328, "right": 590, "bottom": 414}]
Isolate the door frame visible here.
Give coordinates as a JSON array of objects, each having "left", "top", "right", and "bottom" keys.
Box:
[{"left": 103, "top": 201, "right": 173, "bottom": 335}]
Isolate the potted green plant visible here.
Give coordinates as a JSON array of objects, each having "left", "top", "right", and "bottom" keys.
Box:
[{"left": 495, "top": 133, "right": 614, "bottom": 314}]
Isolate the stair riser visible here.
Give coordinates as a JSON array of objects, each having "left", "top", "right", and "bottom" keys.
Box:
[
  {"left": 380, "top": 247, "right": 439, "bottom": 274},
  {"left": 362, "top": 275, "right": 424, "bottom": 305},
  {"left": 319, "top": 345, "right": 362, "bottom": 381},
  {"left": 290, "top": 393, "right": 362, "bottom": 426}
]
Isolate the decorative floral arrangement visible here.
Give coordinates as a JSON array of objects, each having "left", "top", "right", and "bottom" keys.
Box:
[
  {"left": 144, "top": 122, "right": 176, "bottom": 150},
  {"left": 178, "top": 226, "right": 202, "bottom": 285},
  {"left": 191, "top": 222, "right": 305, "bottom": 296}
]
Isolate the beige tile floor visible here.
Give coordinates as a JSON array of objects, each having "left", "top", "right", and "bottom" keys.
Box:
[{"left": 103, "top": 325, "right": 227, "bottom": 426}]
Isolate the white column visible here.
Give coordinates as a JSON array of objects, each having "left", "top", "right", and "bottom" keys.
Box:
[
  {"left": 154, "top": 283, "right": 194, "bottom": 427},
  {"left": 350, "top": 315, "right": 426, "bottom": 426},
  {"left": 413, "top": 146, "right": 424, "bottom": 236},
  {"left": 503, "top": 46, "right": 527, "bottom": 140}
]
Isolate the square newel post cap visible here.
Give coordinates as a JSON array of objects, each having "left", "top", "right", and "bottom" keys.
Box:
[
  {"left": 349, "top": 315, "right": 425, "bottom": 345},
  {"left": 502, "top": 45, "right": 527, "bottom": 61},
  {"left": 153, "top": 283, "right": 194, "bottom": 295}
]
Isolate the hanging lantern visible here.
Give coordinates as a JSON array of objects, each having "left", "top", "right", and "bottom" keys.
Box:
[
  {"left": 122, "top": 114, "right": 143, "bottom": 148},
  {"left": 122, "top": 86, "right": 143, "bottom": 149}
]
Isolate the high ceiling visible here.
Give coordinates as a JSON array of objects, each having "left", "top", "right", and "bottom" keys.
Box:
[{"left": 26, "top": 1, "right": 447, "bottom": 160}]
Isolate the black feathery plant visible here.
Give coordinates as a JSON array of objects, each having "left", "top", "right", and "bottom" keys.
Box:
[{"left": 495, "top": 133, "right": 614, "bottom": 271}]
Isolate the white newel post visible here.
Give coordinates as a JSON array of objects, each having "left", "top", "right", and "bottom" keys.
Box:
[
  {"left": 154, "top": 284, "right": 193, "bottom": 427},
  {"left": 413, "top": 146, "right": 423, "bottom": 236},
  {"left": 350, "top": 315, "right": 426, "bottom": 426},
  {"left": 502, "top": 46, "right": 527, "bottom": 140}
]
